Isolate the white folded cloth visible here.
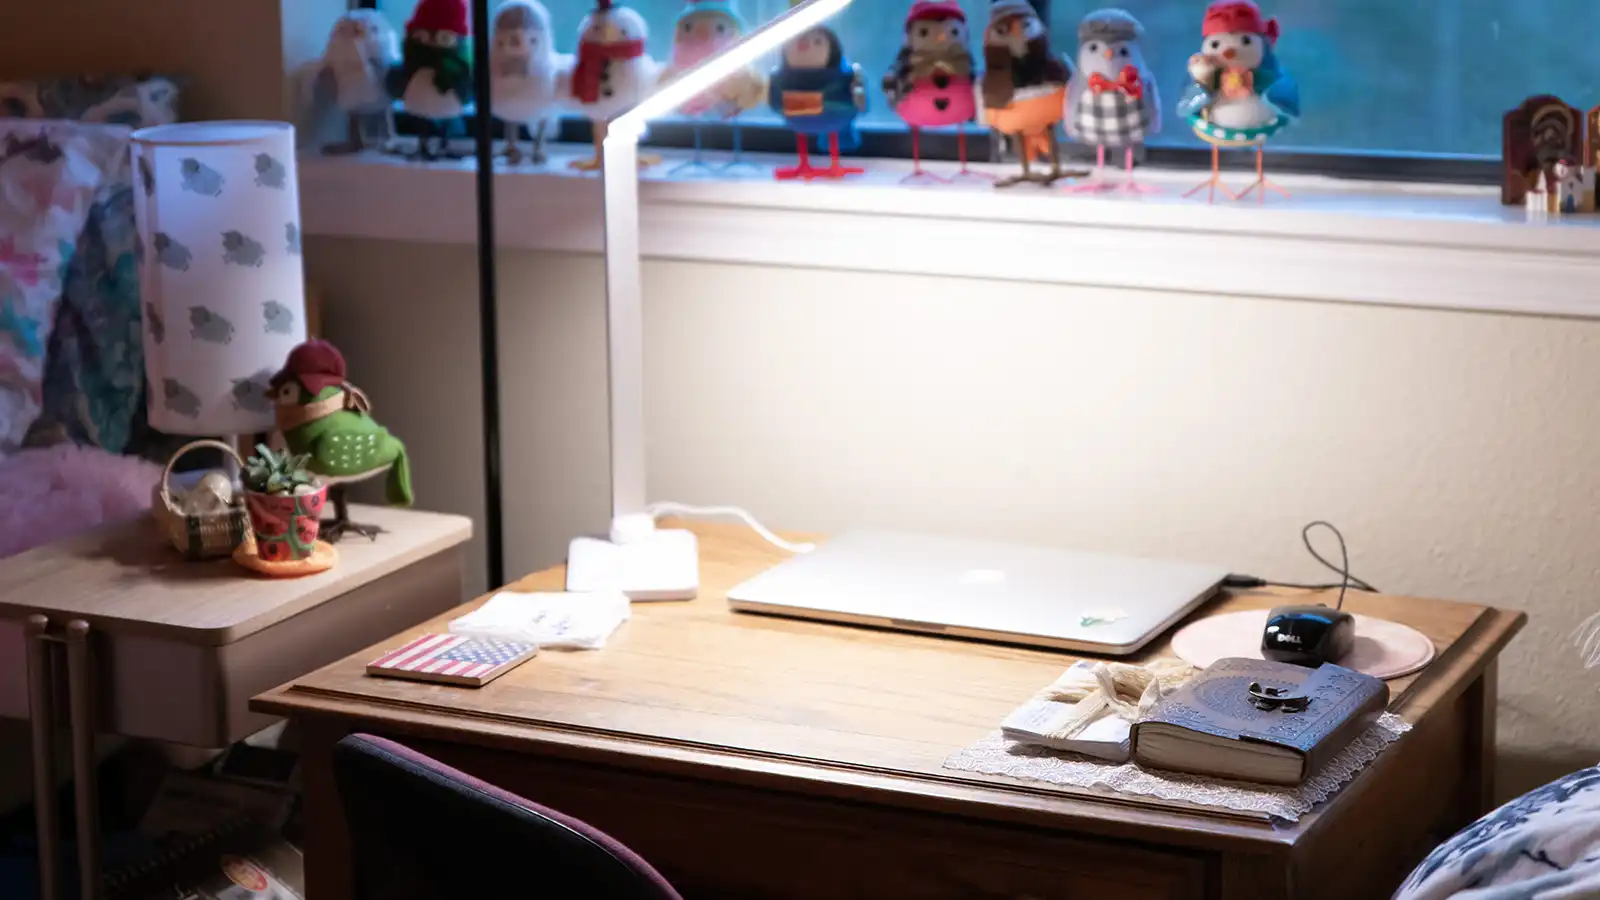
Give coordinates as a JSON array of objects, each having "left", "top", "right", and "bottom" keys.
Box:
[{"left": 448, "top": 591, "right": 631, "bottom": 650}]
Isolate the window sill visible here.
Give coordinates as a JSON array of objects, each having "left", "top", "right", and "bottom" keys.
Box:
[{"left": 300, "top": 146, "right": 1600, "bottom": 319}]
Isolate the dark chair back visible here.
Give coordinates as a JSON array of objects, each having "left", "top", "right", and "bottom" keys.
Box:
[{"left": 332, "top": 733, "right": 683, "bottom": 900}]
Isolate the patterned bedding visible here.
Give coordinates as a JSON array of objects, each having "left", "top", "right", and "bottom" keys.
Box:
[
  {"left": 0, "top": 120, "right": 127, "bottom": 451},
  {"left": 0, "top": 75, "right": 179, "bottom": 453},
  {"left": 1396, "top": 766, "right": 1600, "bottom": 899}
]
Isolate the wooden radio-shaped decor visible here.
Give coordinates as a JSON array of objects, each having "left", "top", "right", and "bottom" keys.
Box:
[{"left": 1502, "top": 95, "right": 1582, "bottom": 208}]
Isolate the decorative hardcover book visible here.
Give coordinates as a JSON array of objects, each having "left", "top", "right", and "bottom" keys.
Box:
[
  {"left": 365, "top": 633, "right": 537, "bottom": 687},
  {"left": 1131, "top": 657, "right": 1389, "bottom": 786}
]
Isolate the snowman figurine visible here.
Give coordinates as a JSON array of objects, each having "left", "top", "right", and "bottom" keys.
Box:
[{"left": 561, "top": 0, "right": 659, "bottom": 171}]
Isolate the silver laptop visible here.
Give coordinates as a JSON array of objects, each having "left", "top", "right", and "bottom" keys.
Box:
[{"left": 726, "top": 530, "right": 1229, "bottom": 655}]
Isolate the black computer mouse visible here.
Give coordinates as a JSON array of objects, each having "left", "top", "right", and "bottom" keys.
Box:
[{"left": 1261, "top": 603, "right": 1355, "bottom": 667}]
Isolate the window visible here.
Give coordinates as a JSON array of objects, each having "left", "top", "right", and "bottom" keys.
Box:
[{"left": 376, "top": 0, "right": 1600, "bottom": 165}]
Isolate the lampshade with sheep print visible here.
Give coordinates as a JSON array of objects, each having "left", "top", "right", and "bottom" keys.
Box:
[{"left": 131, "top": 121, "right": 308, "bottom": 435}]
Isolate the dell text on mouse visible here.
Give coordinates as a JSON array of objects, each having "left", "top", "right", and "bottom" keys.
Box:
[{"left": 1262, "top": 604, "right": 1354, "bottom": 667}]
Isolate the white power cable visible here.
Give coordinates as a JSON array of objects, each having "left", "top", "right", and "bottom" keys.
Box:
[{"left": 643, "top": 502, "right": 816, "bottom": 555}]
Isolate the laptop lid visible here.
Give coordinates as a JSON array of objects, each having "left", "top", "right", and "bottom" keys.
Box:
[{"left": 726, "top": 530, "right": 1229, "bottom": 655}]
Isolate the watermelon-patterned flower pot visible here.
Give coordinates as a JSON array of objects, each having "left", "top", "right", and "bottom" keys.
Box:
[{"left": 244, "top": 484, "right": 327, "bottom": 562}]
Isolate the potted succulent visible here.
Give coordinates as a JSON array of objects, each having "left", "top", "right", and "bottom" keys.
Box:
[{"left": 242, "top": 444, "right": 327, "bottom": 563}]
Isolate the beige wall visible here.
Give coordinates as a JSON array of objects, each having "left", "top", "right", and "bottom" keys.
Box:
[
  {"left": 307, "top": 235, "right": 1599, "bottom": 800},
  {"left": 0, "top": 0, "right": 291, "bottom": 120}
]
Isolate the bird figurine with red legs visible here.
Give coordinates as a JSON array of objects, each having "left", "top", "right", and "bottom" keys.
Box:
[
  {"left": 1065, "top": 8, "right": 1161, "bottom": 194},
  {"left": 560, "top": 0, "right": 659, "bottom": 171},
  {"left": 768, "top": 25, "right": 867, "bottom": 181},
  {"left": 659, "top": 0, "right": 766, "bottom": 175},
  {"left": 1178, "top": 0, "right": 1299, "bottom": 203},
  {"left": 979, "top": 0, "right": 1083, "bottom": 188},
  {"left": 884, "top": 0, "right": 983, "bottom": 185}
]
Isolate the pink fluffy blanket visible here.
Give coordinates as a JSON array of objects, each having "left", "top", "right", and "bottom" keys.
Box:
[{"left": 0, "top": 444, "right": 161, "bottom": 558}]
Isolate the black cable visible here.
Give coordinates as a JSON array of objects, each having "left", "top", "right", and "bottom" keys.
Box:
[
  {"left": 1224, "top": 520, "right": 1377, "bottom": 606},
  {"left": 1304, "top": 520, "right": 1353, "bottom": 610},
  {"left": 470, "top": 0, "right": 505, "bottom": 589}
]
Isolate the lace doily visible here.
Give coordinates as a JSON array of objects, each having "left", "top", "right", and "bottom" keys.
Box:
[{"left": 942, "top": 712, "right": 1411, "bottom": 822}]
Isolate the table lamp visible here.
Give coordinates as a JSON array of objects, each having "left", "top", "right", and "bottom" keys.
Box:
[
  {"left": 131, "top": 122, "right": 309, "bottom": 461},
  {"left": 565, "top": 0, "right": 848, "bottom": 599}
]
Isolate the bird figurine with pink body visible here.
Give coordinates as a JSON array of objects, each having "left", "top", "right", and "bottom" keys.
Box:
[
  {"left": 659, "top": 0, "right": 766, "bottom": 174},
  {"left": 1064, "top": 8, "right": 1161, "bottom": 193},
  {"left": 1178, "top": 0, "right": 1299, "bottom": 203},
  {"left": 768, "top": 25, "right": 867, "bottom": 181},
  {"left": 883, "top": 0, "right": 982, "bottom": 184},
  {"left": 560, "top": 0, "right": 659, "bottom": 171}
]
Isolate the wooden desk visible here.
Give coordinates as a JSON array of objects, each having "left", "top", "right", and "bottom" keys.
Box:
[
  {"left": 1, "top": 505, "right": 472, "bottom": 900},
  {"left": 255, "top": 524, "right": 1524, "bottom": 900}
]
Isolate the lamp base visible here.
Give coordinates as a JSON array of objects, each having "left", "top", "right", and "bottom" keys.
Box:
[{"left": 566, "top": 529, "right": 699, "bottom": 601}]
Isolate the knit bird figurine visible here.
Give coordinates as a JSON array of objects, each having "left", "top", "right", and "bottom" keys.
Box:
[
  {"left": 388, "top": 0, "right": 474, "bottom": 161},
  {"left": 884, "top": 0, "right": 982, "bottom": 184},
  {"left": 314, "top": 10, "right": 402, "bottom": 155},
  {"left": 659, "top": 0, "right": 766, "bottom": 175},
  {"left": 1064, "top": 8, "right": 1161, "bottom": 193},
  {"left": 269, "top": 340, "right": 413, "bottom": 541},
  {"left": 979, "top": 0, "right": 1084, "bottom": 188},
  {"left": 560, "top": 0, "right": 659, "bottom": 171},
  {"left": 1177, "top": 0, "right": 1299, "bottom": 203},
  {"left": 490, "top": 0, "right": 571, "bottom": 165},
  {"left": 768, "top": 24, "right": 867, "bottom": 180}
]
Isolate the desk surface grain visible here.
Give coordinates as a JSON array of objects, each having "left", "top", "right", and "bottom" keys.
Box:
[
  {"left": 255, "top": 522, "right": 1523, "bottom": 854},
  {"left": 0, "top": 505, "right": 472, "bottom": 645}
]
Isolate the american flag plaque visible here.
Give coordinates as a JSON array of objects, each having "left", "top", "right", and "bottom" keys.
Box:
[{"left": 365, "top": 633, "right": 537, "bottom": 687}]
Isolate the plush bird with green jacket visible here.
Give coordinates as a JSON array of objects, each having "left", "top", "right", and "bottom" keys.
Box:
[
  {"left": 269, "top": 339, "right": 412, "bottom": 540},
  {"left": 387, "top": 0, "right": 474, "bottom": 160}
]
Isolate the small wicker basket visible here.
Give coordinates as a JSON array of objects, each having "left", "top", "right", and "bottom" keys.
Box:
[{"left": 153, "top": 439, "right": 250, "bottom": 560}]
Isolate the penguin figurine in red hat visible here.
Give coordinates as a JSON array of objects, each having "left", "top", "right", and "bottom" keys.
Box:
[
  {"left": 387, "top": 0, "right": 474, "bottom": 161},
  {"left": 270, "top": 340, "right": 413, "bottom": 541},
  {"left": 884, "top": 0, "right": 982, "bottom": 184},
  {"left": 1178, "top": 0, "right": 1299, "bottom": 202},
  {"left": 560, "top": 0, "right": 660, "bottom": 171}
]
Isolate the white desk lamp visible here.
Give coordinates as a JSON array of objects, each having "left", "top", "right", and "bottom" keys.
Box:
[{"left": 565, "top": 0, "right": 846, "bottom": 599}]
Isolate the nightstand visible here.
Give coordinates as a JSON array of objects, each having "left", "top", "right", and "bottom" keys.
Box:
[{"left": 0, "top": 504, "right": 472, "bottom": 900}]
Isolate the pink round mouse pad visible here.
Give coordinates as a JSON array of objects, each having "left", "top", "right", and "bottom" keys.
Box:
[{"left": 1171, "top": 609, "right": 1435, "bottom": 680}]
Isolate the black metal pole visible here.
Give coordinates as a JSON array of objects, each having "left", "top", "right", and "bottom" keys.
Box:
[{"left": 470, "top": 0, "right": 505, "bottom": 589}]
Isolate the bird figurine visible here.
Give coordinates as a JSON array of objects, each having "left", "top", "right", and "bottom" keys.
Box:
[
  {"left": 1064, "top": 8, "right": 1161, "bottom": 193},
  {"left": 1178, "top": 0, "right": 1299, "bottom": 203},
  {"left": 561, "top": 0, "right": 659, "bottom": 172},
  {"left": 314, "top": 10, "right": 402, "bottom": 155},
  {"left": 884, "top": 0, "right": 983, "bottom": 184},
  {"left": 269, "top": 340, "right": 413, "bottom": 542},
  {"left": 659, "top": 0, "right": 766, "bottom": 175},
  {"left": 490, "top": 1, "right": 570, "bottom": 165},
  {"left": 388, "top": 0, "right": 474, "bottom": 161},
  {"left": 980, "top": 0, "right": 1083, "bottom": 188},
  {"left": 768, "top": 24, "right": 867, "bottom": 181}
]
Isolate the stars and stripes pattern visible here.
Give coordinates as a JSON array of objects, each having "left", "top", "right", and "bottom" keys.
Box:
[{"left": 367, "top": 633, "right": 536, "bottom": 683}]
